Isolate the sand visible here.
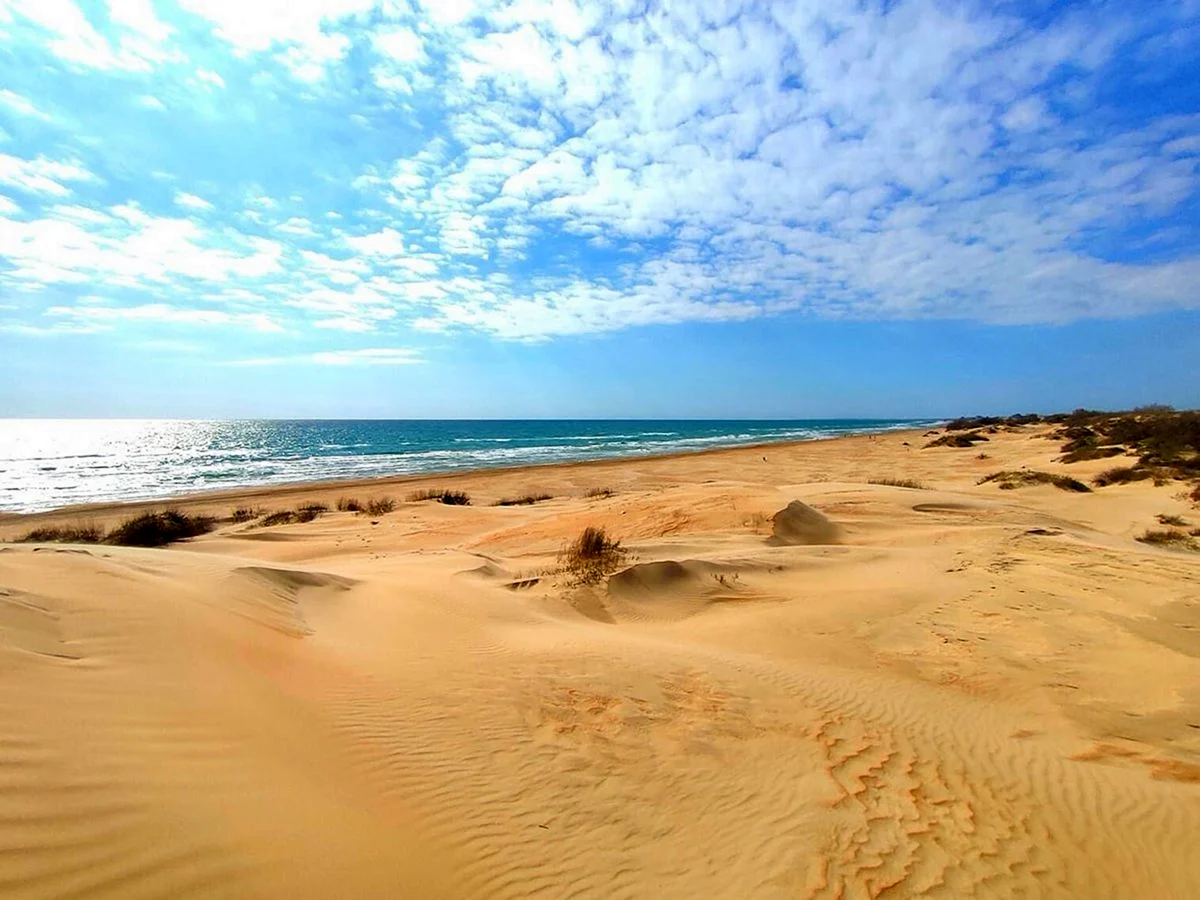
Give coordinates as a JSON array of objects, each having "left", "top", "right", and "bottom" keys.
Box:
[{"left": 1, "top": 425, "right": 1199, "bottom": 898}]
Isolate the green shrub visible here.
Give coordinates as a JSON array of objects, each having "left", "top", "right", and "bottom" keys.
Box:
[{"left": 105, "top": 510, "right": 214, "bottom": 547}]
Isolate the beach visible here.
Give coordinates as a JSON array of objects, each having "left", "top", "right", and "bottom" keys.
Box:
[{"left": 1, "top": 423, "right": 1198, "bottom": 898}]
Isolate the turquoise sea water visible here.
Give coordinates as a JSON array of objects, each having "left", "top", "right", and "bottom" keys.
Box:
[{"left": 0, "top": 419, "right": 935, "bottom": 513}]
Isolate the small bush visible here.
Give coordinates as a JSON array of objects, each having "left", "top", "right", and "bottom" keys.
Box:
[
  {"left": 1191, "top": 483, "right": 1200, "bottom": 504},
  {"left": 925, "top": 432, "right": 989, "bottom": 448},
  {"left": 1136, "top": 530, "right": 1198, "bottom": 550},
  {"left": 105, "top": 510, "right": 214, "bottom": 547},
  {"left": 868, "top": 478, "right": 928, "bottom": 490},
  {"left": 230, "top": 506, "right": 265, "bottom": 523},
  {"left": 18, "top": 523, "right": 104, "bottom": 544},
  {"left": 558, "top": 525, "right": 628, "bottom": 584},
  {"left": 976, "top": 453, "right": 990, "bottom": 460},
  {"left": 1059, "top": 445, "right": 1125, "bottom": 464},
  {"left": 260, "top": 510, "right": 295, "bottom": 526},
  {"left": 336, "top": 497, "right": 362, "bottom": 512},
  {"left": 979, "top": 471, "right": 1091, "bottom": 493},
  {"left": 585, "top": 487, "right": 615, "bottom": 499},
  {"left": 364, "top": 497, "right": 396, "bottom": 516},
  {"left": 1093, "top": 466, "right": 1152, "bottom": 487},
  {"left": 1157, "top": 514, "right": 1188, "bottom": 527},
  {"left": 407, "top": 488, "right": 470, "bottom": 505},
  {"left": 494, "top": 493, "right": 553, "bottom": 506}
]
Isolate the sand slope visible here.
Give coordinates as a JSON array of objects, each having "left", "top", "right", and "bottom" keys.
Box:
[{"left": 2, "top": 426, "right": 1199, "bottom": 898}]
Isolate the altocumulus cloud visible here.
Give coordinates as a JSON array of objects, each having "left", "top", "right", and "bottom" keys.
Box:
[{"left": 0, "top": 0, "right": 1197, "bottom": 347}]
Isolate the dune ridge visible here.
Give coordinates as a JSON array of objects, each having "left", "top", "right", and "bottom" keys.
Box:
[{"left": 1, "top": 424, "right": 1199, "bottom": 898}]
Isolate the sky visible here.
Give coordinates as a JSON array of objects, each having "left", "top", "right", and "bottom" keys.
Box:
[{"left": 0, "top": 0, "right": 1198, "bottom": 418}]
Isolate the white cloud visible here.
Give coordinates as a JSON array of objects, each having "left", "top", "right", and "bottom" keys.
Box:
[
  {"left": 232, "top": 347, "right": 423, "bottom": 365},
  {"left": 4, "top": 0, "right": 170, "bottom": 70},
  {"left": 175, "top": 191, "right": 213, "bottom": 211},
  {"left": 2, "top": 0, "right": 1196, "bottom": 346},
  {"left": 0, "top": 204, "right": 283, "bottom": 288},
  {"left": 47, "top": 302, "right": 283, "bottom": 332},
  {"left": 277, "top": 216, "right": 319, "bottom": 237},
  {"left": 177, "top": 0, "right": 373, "bottom": 79},
  {"left": 374, "top": 27, "right": 423, "bottom": 62},
  {"left": 0, "top": 90, "right": 49, "bottom": 120},
  {"left": 136, "top": 94, "right": 167, "bottom": 111},
  {"left": 107, "top": 0, "right": 173, "bottom": 43},
  {"left": 195, "top": 68, "right": 226, "bottom": 88},
  {"left": 0, "top": 154, "right": 95, "bottom": 196},
  {"left": 0, "top": 194, "right": 19, "bottom": 216},
  {"left": 345, "top": 226, "right": 406, "bottom": 256}
]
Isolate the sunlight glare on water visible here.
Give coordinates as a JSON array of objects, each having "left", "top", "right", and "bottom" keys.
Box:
[{"left": 0, "top": 418, "right": 930, "bottom": 513}]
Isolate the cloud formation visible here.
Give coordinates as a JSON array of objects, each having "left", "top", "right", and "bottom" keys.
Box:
[{"left": 0, "top": 0, "right": 1197, "bottom": 347}]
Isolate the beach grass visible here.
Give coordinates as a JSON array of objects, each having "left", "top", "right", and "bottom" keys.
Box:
[
  {"left": 868, "top": 478, "right": 929, "bottom": 490},
  {"left": 18, "top": 522, "right": 104, "bottom": 544},
  {"left": 979, "top": 471, "right": 1091, "bottom": 492},
  {"left": 408, "top": 489, "right": 471, "bottom": 505},
  {"left": 494, "top": 493, "right": 554, "bottom": 506},
  {"left": 559, "top": 525, "right": 627, "bottom": 584}
]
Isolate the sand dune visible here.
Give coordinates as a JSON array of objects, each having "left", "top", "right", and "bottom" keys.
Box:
[{"left": 2, "top": 426, "right": 1199, "bottom": 898}]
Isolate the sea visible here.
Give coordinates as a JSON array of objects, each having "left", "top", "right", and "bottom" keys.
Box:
[{"left": 0, "top": 419, "right": 935, "bottom": 514}]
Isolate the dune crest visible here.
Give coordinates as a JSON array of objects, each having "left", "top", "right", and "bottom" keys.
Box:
[{"left": 770, "top": 499, "right": 842, "bottom": 545}]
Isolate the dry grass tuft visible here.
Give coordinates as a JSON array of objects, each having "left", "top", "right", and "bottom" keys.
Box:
[
  {"left": 230, "top": 506, "right": 265, "bottom": 523},
  {"left": 558, "top": 525, "right": 628, "bottom": 584},
  {"left": 260, "top": 510, "right": 295, "bottom": 527},
  {"left": 1093, "top": 466, "right": 1155, "bottom": 487},
  {"left": 979, "top": 471, "right": 1091, "bottom": 493},
  {"left": 584, "top": 487, "right": 615, "bottom": 499},
  {"left": 407, "top": 488, "right": 471, "bottom": 505},
  {"left": 1157, "top": 513, "right": 1188, "bottom": 527},
  {"left": 294, "top": 503, "right": 328, "bottom": 523},
  {"left": 18, "top": 522, "right": 104, "bottom": 544},
  {"left": 1136, "top": 530, "right": 1198, "bottom": 550},
  {"left": 494, "top": 493, "right": 553, "bottom": 506},
  {"left": 364, "top": 497, "right": 396, "bottom": 516},
  {"left": 868, "top": 477, "right": 928, "bottom": 490},
  {"left": 336, "top": 497, "right": 362, "bottom": 512}
]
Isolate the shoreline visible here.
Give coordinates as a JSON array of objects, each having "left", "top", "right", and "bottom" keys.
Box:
[
  {"left": 0, "top": 425, "right": 936, "bottom": 527},
  {"left": 0, "top": 423, "right": 937, "bottom": 524}
]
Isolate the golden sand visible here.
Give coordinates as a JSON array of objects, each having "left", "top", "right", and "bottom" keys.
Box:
[{"left": 1, "top": 425, "right": 1198, "bottom": 898}]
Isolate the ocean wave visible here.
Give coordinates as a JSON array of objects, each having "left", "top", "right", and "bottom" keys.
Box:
[{"left": 0, "top": 419, "right": 929, "bottom": 512}]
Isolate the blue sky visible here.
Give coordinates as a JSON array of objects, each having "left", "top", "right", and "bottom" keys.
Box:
[{"left": 0, "top": 0, "right": 1198, "bottom": 418}]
